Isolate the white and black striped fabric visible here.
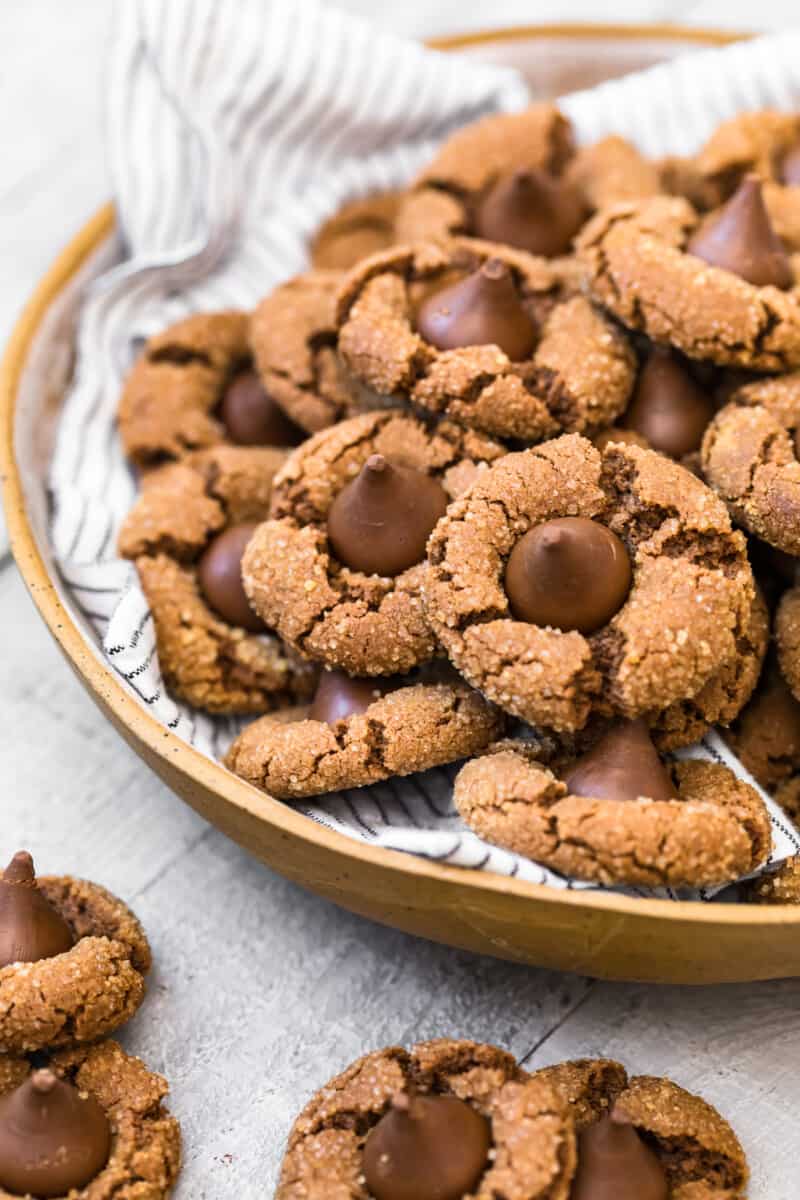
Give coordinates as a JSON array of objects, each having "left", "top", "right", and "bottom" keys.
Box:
[{"left": 48, "top": 4, "right": 800, "bottom": 896}]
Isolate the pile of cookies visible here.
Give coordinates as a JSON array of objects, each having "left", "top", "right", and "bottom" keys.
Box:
[
  {"left": 0, "top": 851, "right": 180, "bottom": 1197},
  {"left": 278, "top": 1037, "right": 749, "bottom": 1200},
  {"left": 117, "top": 103, "right": 800, "bottom": 899}
]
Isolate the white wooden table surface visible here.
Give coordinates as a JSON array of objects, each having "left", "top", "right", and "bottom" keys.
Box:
[{"left": 3, "top": 4, "right": 800, "bottom": 1198}]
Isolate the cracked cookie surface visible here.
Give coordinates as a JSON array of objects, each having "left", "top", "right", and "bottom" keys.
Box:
[
  {"left": 251, "top": 270, "right": 366, "bottom": 434},
  {"left": 311, "top": 190, "right": 404, "bottom": 269},
  {"left": 12, "top": 1040, "right": 183, "bottom": 1200},
  {"left": 336, "top": 240, "right": 635, "bottom": 440},
  {"left": 579, "top": 194, "right": 800, "bottom": 370},
  {"left": 0, "top": 874, "right": 151, "bottom": 1055},
  {"left": 424, "top": 433, "right": 754, "bottom": 732},
  {"left": 454, "top": 745, "right": 770, "bottom": 888},
  {"left": 394, "top": 103, "right": 575, "bottom": 245},
  {"left": 242, "top": 409, "right": 506, "bottom": 676},
  {"left": 277, "top": 1038, "right": 575, "bottom": 1200},
  {"left": 118, "top": 448, "right": 316, "bottom": 713},
  {"left": 701, "top": 373, "right": 800, "bottom": 555},
  {"left": 225, "top": 676, "right": 503, "bottom": 799}
]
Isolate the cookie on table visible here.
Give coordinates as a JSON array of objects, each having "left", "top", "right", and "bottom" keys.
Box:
[
  {"left": 579, "top": 178, "right": 800, "bottom": 371},
  {"left": 537, "top": 1057, "right": 749, "bottom": 1197},
  {"left": 0, "top": 1041, "right": 180, "bottom": 1200},
  {"left": 0, "top": 852, "right": 150, "bottom": 1055},
  {"left": 250, "top": 270, "right": 368, "bottom": 435},
  {"left": 118, "top": 310, "right": 305, "bottom": 465},
  {"left": 310, "top": 190, "right": 405, "bottom": 270},
  {"left": 225, "top": 665, "right": 503, "bottom": 799},
  {"left": 118, "top": 447, "right": 316, "bottom": 714},
  {"left": 336, "top": 240, "right": 635, "bottom": 440},
  {"left": 701, "top": 372, "right": 800, "bottom": 555},
  {"left": 276, "top": 1037, "right": 577, "bottom": 1200},
  {"left": 454, "top": 720, "right": 771, "bottom": 888},
  {"left": 424, "top": 433, "right": 754, "bottom": 732},
  {"left": 242, "top": 409, "right": 506, "bottom": 677}
]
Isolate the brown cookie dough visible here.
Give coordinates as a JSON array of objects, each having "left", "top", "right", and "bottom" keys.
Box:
[
  {"left": 118, "top": 449, "right": 316, "bottom": 714},
  {"left": 11, "top": 1040, "right": 182, "bottom": 1200},
  {"left": 225, "top": 674, "right": 503, "bottom": 799},
  {"left": 538, "top": 1059, "right": 748, "bottom": 1197},
  {"left": 118, "top": 311, "right": 303, "bottom": 464},
  {"left": 454, "top": 742, "right": 770, "bottom": 888},
  {"left": 277, "top": 1038, "right": 575, "bottom": 1200},
  {"left": 701, "top": 373, "right": 800, "bottom": 555},
  {"left": 310, "top": 191, "right": 404, "bottom": 269},
  {"left": 425, "top": 434, "right": 753, "bottom": 732},
  {"left": 0, "top": 868, "right": 150, "bottom": 1055},
  {"left": 578, "top": 194, "right": 800, "bottom": 371},
  {"left": 776, "top": 583, "right": 800, "bottom": 702},
  {"left": 336, "top": 240, "right": 635, "bottom": 440},
  {"left": 242, "top": 409, "right": 506, "bottom": 676},
  {"left": 394, "top": 103, "right": 576, "bottom": 245},
  {"left": 251, "top": 270, "right": 367, "bottom": 434}
]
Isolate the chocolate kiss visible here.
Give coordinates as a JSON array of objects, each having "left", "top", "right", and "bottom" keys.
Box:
[
  {"left": 0, "top": 1069, "right": 112, "bottom": 1199},
  {"left": 686, "top": 174, "right": 793, "bottom": 289},
  {"left": 362, "top": 1090, "right": 491, "bottom": 1200},
  {"left": 504, "top": 517, "right": 632, "bottom": 634},
  {"left": 0, "top": 852, "right": 74, "bottom": 970},
  {"left": 327, "top": 454, "right": 449, "bottom": 577},
  {"left": 221, "top": 369, "right": 304, "bottom": 447},
  {"left": 197, "top": 523, "right": 266, "bottom": 633},
  {"left": 570, "top": 1109, "right": 668, "bottom": 1200},
  {"left": 308, "top": 670, "right": 395, "bottom": 723},
  {"left": 474, "top": 168, "right": 586, "bottom": 257},
  {"left": 415, "top": 258, "right": 537, "bottom": 361},
  {"left": 564, "top": 720, "right": 677, "bottom": 804},
  {"left": 782, "top": 144, "right": 800, "bottom": 187},
  {"left": 626, "top": 349, "right": 716, "bottom": 459}
]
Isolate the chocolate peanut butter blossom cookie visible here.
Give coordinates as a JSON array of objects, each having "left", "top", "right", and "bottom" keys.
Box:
[
  {"left": 453, "top": 720, "right": 771, "bottom": 888},
  {"left": 278, "top": 1042, "right": 747, "bottom": 1200},
  {"left": 0, "top": 853, "right": 150, "bottom": 1055},
  {"left": 250, "top": 270, "right": 367, "bottom": 435},
  {"left": 242, "top": 409, "right": 506, "bottom": 677},
  {"left": 118, "top": 448, "right": 315, "bottom": 714},
  {"left": 701, "top": 372, "right": 800, "bottom": 556},
  {"left": 118, "top": 310, "right": 304, "bottom": 465},
  {"left": 335, "top": 240, "right": 635, "bottom": 440},
  {"left": 578, "top": 178, "right": 800, "bottom": 372},
  {"left": 225, "top": 666, "right": 503, "bottom": 799},
  {"left": 776, "top": 583, "right": 800, "bottom": 703},
  {"left": 424, "top": 433, "right": 754, "bottom": 732},
  {"left": 0, "top": 1041, "right": 181, "bottom": 1200}
]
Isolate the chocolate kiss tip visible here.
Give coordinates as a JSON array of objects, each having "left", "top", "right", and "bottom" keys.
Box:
[
  {"left": 4, "top": 852, "right": 34, "bottom": 883},
  {"left": 391, "top": 1090, "right": 411, "bottom": 1112},
  {"left": 482, "top": 257, "right": 508, "bottom": 281},
  {"left": 31, "top": 1070, "right": 58, "bottom": 1094},
  {"left": 366, "top": 453, "right": 388, "bottom": 474}
]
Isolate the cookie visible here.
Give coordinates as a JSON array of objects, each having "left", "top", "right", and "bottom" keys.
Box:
[
  {"left": 118, "top": 448, "right": 316, "bottom": 714},
  {"left": 250, "top": 270, "right": 367, "bottom": 434},
  {"left": 0, "top": 853, "right": 150, "bottom": 1055},
  {"left": 537, "top": 1058, "right": 748, "bottom": 1197},
  {"left": 425, "top": 434, "right": 753, "bottom": 732},
  {"left": 276, "top": 1038, "right": 575, "bottom": 1200},
  {"left": 242, "top": 409, "right": 506, "bottom": 677},
  {"left": 394, "top": 103, "right": 577, "bottom": 247},
  {"left": 745, "top": 855, "right": 800, "bottom": 904},
  {"left": 701, "top": 373, "right": 800, "bottom": 555},
  {"left": 0, "top": 1040, "right": 182, "bottom": 1200},
  {"left": 336, "top": 240, "right": 635, "bottom": 440},
  {"left": 725, "top": 656, "right": 800, "bottom": 791},
  {"left": 118, "top": 311, "right": 304, "bottom": 464},
  {"left": 225, "top": 667, "right": 503, "bottom": 799},
  {"left": 453, "top": 726, "right": 771, "bottom": 887},
  {"left": 776, "top": 583, "right": 800, "bottom": 702},
  {"left": 579, "top": 191, "right": 800, "bottom": 371},
  {"left": 310, "top": 190, "right": 404, "bottom": 269},
  {"left": 563, "top": 134, "right": 662, "bottom": 211}
]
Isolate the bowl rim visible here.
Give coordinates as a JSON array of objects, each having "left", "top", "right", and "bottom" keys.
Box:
[{"left": 4, "top": 21, "right": 797, "bottom": 932}]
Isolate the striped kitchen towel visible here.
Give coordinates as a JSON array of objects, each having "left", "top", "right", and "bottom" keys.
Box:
[{"left": 47, "top": 0, "right": 800, "bottom": 896}]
